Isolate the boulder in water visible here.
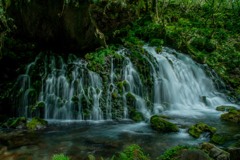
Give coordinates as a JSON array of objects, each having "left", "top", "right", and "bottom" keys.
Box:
[
  {"left": 150, "top": 115, "right": 179, "bottom": 132},
  {"left": 26, "top": 117, "right": 47, "bottom": 130},
  {"left": 188, "top": 122, "right": 216, "bottom": 138},
  {"left": 180, "top": 149, "right": 212, "bottom": 160},
  {"left": 201, "top": 142, "right": 230, "bottom": 160},
  {"left": 220, "top": 109, "right": 240, "bottom": 123},
  {"left": 210, "top": 133, "right": 229, "bottom": 145},
  {"left": 216, "top": 105, "right": 237, "bottom": 112}
]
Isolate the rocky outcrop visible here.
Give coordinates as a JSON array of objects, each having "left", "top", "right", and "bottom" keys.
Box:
[
  {"left": 6, "top": 0, "right": 100, "bottom": 52},
  {"left": 5, "top": 0, "right": 137, "bottom": 52}
]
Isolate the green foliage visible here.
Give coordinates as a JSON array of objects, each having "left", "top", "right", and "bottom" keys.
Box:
[
  {"left": 117, "top": 144, "right": 149, "bottom": 160},
  {"left": 52, "top": 154, "right": 70, "bottom": 160},
  {"left": 85, "top": 45, "right": 120, "bottom": 73},
  {"left": 158, "top": 145, "right": 188, "bottom": 160}
]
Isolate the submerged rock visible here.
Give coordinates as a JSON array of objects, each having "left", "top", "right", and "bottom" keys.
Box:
[
  {"left": 220, "top": 109, "right": 240, "bottom": 123},
  {"left": 150, "top": 115, "right": 179, "bottom": 132},
  {"left": 201, "top": 142, "right": 230, "bottom": 160},
  {"left": 188, "top": 122, "right": 216, "bottom": 138},
  {"left": 210, "top": 133, "right": 229, "bottom": 145},
  {"left": 216, "top": 106, "right": 237, "bottom": 112},
  {"left": 180, "top": 149, "right": 212, "bottom": 160},
  {"left": 26, "top": 117, "right": 47, "bottom": 130}
]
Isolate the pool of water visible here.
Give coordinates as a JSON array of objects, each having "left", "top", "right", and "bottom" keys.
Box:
[{"left": 0, "top": 112, "right": 239, "bottom": 160}]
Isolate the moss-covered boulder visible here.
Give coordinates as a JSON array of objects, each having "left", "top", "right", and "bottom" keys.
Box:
[
  {"left": 27, "top": 117, "right": 47, "bottom": 130},
  {"left": 201, "top": 142, "right": 230, "bottom": 160},
  {"left": 1, "top": 117, "right": 27, "bottom": 129},
  {"left": 150, "top": 115, "right": 179, "bottom": 132},
  {"left": 130, "top": 111, "right": 144, "bottom": 122},
  {"left": 211, "top": 133, "right": 229, "bottom": 145},
  {"left": 220, "top": 109, "right": 240, "bottom": 123},
  {"left": 188, "top": 122, "right": 216, "bottom": 138},
  {"left": 117, "top": 144, "right": 150, "bottom": 160},
  {"left": 216, "top": 105, "right": 237, "bottom": 112}
]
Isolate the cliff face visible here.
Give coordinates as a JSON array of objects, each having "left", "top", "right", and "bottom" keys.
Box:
[
  {"left": 5, "top": 0, "right": 138, "bottom": 52},
  {"left": 6, "top": 0, "right": 99, "bottom": 52}
]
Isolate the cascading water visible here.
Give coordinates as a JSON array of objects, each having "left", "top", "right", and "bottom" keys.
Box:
[
  {"left": 143, "top": 46, "right": 229, "bottom": 117},
  {"left": 16, "top": 46, "right": 234, "bottom": 120}
]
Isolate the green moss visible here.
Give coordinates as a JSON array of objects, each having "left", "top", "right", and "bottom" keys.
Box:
[
  {"left": 211, "top": 133, "right": 228, "bottom": 145},
  {"left": 71, "top": 95, "right": 79, "bottom": 104},
  {"left": 149, "top": 39, "right": 164, "bottom": 47},
  {"left": 216, "top": 106, "right": 237, "bottom": 112},
  {"left": 30, "top": 101, "right": 45, "bottom": 113},
  {"left": 112, "top": 91, "right": 118, "bottom": 99},
  {"left": 117, "top": 144, "right": 149, "bottom": 160},
  {"left": 52, "top": 154, "right": 70, "bottom": 160},
  {"left": 150, "top": 115, "right": 179, "bottom": 132},
  {"left": 188, "top": 122, "right": 216, "bottom": 138},
  {"left": 2, "top": 117, "right": 27, "bottom": 128},
  {"left": 130, "top": 111, "right": 144, "bottom": 122},
  {"left": 158, "top": 145, "right": 189, "bottom": 160},
  {"left": 27, "top": 117, "right": 47, "bottom": 130},
  {"left": 220, "top": 110, "right": 240, "bottom": 123}
]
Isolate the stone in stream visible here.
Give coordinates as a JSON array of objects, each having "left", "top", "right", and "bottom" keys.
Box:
[
  {"left": 150, "top": 115, "right": 179, "bottom": 132},
  {"left": 188, "top": 122, "right": 216, "bottom": 138}
]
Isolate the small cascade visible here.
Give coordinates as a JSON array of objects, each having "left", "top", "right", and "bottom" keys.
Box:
[
  {"left": 15, "top": 46, "right": 235, "bottom": 120},
  {"left": 119, "top": 49, "right": 151, "bottom": 119},
  {"left": 106, "top": 57, "right": 116, "bottom": 119},
  {"left": 143, "top": 46, "right": 229, "bottom": 116}
]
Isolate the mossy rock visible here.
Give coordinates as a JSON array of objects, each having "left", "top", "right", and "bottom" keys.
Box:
[
  {"left": 220, "top": 110, "right": 240, "bottom": 123},
  {"left": 188, "top": 122, "right": 216, "bottom": 138},
  {"left": 130, "top": 111, "right": 144, "bottom": 122},
  {"left": 150, "top": 115, "right": 179, "bottom": 132},
  {"left": 180, "top": 149, "right": 212, "bottom": 160},
  {"left": 2, "top": 117, "right": 27, "bottom": 129},
  {"left": 216, "top": 106, "right": 237, "bottom": 112},
  {"left": 117, "top": 144, "right": 149, "bottom": 160},
  {"left": 201, "top": 142, "right": 230, "bottom": 160},
  {"left": 27, "top": 117, "right": 47, "bottom": 130},
  {"left": 211, "top": 133, "right": 229, "bottom": 145}
]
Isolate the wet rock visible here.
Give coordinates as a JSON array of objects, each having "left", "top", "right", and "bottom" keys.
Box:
[
  {"left": 188, "top": 122, "right": 216, "bottom": 138},
  {"left": 216, "top": 106, "right": 237, "bottom": 112},
  {"left": 27, "top": 117, "right": 48, "bottom": 130},
  {"left": 228, "top": 147, "right": 240, "bottom": 160},
  {"left": 210, "top": 133, "right": 229, "bottom": 145},
  {"left": 6, "top": 0, "right": 99, "bottom": 52},
  {"left": 201, "top": 142, "right": 230, "bottom": 160},
  {"left": 1, "top": 117, "right": 27, "bottom": 129},
  {"left": 180, "top": 149, "right": 212, "bottom": 160},
  {"left": 0, "top": 131, "right": 39, "bottom": 149},
  {"left": 220, "top": 109, "right": 240, "bottom": 123},
  {"left": 150, "top": 115, "right": 179, "bottom": 132},
  {"left": 0, "top": 146, "right": 7, "bottom": 155}
]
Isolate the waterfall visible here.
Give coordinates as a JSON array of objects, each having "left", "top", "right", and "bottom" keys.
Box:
[
  {"left": 15, "top": 46, "right": 233, "bottom": 120},
  {"left": 143, "top": 46, "right": 229, "bottom": 116}
]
